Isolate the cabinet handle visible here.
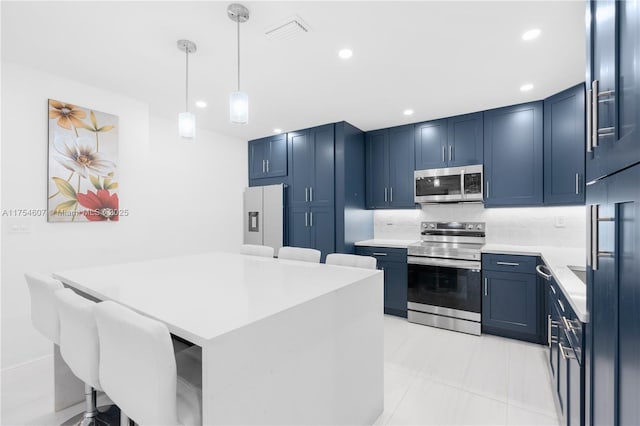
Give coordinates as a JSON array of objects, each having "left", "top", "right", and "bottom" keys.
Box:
[
  {"left": 384, "top": 187, "right": 388, "bottom": 203},
  {"left": 305, "top": 187, "right": 309, "bottom": 202},
  {"left": 598, "top": 127, "right": 615, "bottom": 137},
  {"left": 262, "top": 160, "right": 266, "bottom": 173},
  {"left": 536, "top": 264, "right": 552, "bottom": 280},
  {"left": 266, "top": 160, "right": 270, "bottom": 173},
  {"left": 449, "top": 145, "right": 453, "bottom": 162},
  {"left": 484, "top": 277, "right": 488, "bottom": 297},
  {"left": 372, "top": 252, "right": 388, "bottom": 256},
  {"left": 390, "top": 187, "right": 393, "bottom": 203},
  {"left": 598, "top": 89, "right": 615, "bottom": 98},
  {"left": 586, "top": 88, "right": 593, "bottom": 152},
  {"left": 442, "top": 146, "right": 446, "bottom": 162},
  {"left": 550, "top": 285, "right": 556, "bottom": 295},
  {"left": 575, "top": 173, "right": 580, "bottom": 195},
  {"left": 558, "top": 299, "right": 565, "bottom": 313},
  {"left": 496, "top": 261, "right": 519, "bottom": 266},
  {"left": 562, "top": 316, "right": 578, "bottom": 332},
  {"left": 589, "top": 205, "right": 616, "bottom": 270},
  {"left": 309, "top": 187, "right": 313, "bottom": 202},
  {"left": 310, "top": 212, "right": 313, "bottom": 227},
  {"left": 559, "top": 342, "right": 576, "bottom": 360},
  {"left": 592, "top": 80, "right": 599, "bottom": 148},
  {"left": 305, "top": 212, "right": 308, "bottom": 227},
  {"left": 486, "top": 181, "right": 490, "bottom": 199}
]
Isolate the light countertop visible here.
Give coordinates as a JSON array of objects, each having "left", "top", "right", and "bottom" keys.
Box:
[
  {"left": 355, "top": 239, "right": 418, "bottom": 249},
  {"left": 54, "top": 252, "right": 382, "bottom": 345},
  {"left": 482, "top": 244, "right": 587, "bottom": 322}
]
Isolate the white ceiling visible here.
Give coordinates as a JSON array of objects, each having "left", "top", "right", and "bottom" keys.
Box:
[{"left": 1, "top": 1, "right": 585, "bottom": 141}]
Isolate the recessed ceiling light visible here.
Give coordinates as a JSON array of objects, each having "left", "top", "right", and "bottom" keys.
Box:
[
  {"left": 338, "top": 48, "right": 353, "bottom": 59},
  {"left": 273, "top": 128, "right": 283, "bottom": 134},
  {"left": 195, "top": 100, "right": 207, "bottom": 108},
  {"left": 403, "top": 109, "right": 414, "bottom": 116},
  {"left": 522, "top": 28, "right": 541, "bottom": 41},
  {"left": 520, "top": 83, "right": 534, "bottom": 92}
]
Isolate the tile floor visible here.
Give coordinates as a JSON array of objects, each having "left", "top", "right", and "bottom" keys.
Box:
[{"left": 2, "top": 315, "right": 561, "bottom": 425}]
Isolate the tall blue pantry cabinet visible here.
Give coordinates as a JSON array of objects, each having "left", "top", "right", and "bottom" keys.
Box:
[{"left": 585, "top": 1, "right": 640, "bottom": 425}]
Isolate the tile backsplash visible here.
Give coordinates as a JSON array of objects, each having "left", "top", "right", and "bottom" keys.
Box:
[{"left": 374, "top": 204, "right": 586, "bottom": 248}]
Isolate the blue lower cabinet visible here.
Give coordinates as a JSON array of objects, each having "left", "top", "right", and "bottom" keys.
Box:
[
  {"left": 481, "top": 254, "right": 543, "bottom": 343},
  {"left": 355, "top": 246, "right": 407, "bottom": 317},
  {"left": 288, "top": 206, "right": 334, "bottom": 262}
]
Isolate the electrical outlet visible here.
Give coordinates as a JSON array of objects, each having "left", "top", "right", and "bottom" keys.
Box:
[{"left": 554, "top": 216, "right": 566, "bottom": 228}]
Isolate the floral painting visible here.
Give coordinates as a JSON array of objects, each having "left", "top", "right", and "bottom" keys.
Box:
[{"left": 47, "top": 99, "right": 119, "bottom": 222}]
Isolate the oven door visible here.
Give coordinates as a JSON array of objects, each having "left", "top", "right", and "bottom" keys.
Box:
[{"left": 407, "top": 256, "right": 481, "bottom": 316}]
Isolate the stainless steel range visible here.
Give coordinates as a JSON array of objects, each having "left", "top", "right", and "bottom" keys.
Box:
[{"left": 407, "top": 221, "right": 485, "bottom": 335}]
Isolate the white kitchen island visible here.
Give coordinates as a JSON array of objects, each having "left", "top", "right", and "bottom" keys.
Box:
[{"left": 53, "top": 252, "right": 384, "bottom": 425}]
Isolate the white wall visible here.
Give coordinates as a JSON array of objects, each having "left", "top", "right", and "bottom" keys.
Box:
[
  {"left": 374, "top": 204, "right": 586, "bottom": 248},
  {"left": 1, "top": 62, "right": 247, "bottom": 369}
]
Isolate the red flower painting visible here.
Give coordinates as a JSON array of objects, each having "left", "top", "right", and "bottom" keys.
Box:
[{"left": 76, "top": 189, "right": 119, "bottom": 221}]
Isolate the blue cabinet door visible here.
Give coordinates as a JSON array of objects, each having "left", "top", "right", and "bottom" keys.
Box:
[
  {"left": 482, "top": 270, "right": 538, "bottom": 336},
  {"left": 414, "top": 119, "right": 447, "bottom": 170},
  {"left": 288, "top": 206, "right": 311, "bottom": 249},
  {"left": 484, "top": 102, "right": 543, "bottom": 207},
  {"left": 388, "top": 125, "right": 415, "bottom": 208},
  {"left": 266, "top": 134, "right": 287, "bottom": 177},
  {"left": 447, "top": 112, "right": 483, "bottom": 167},
  {"left": 309, "top": 206, "right": 335, "bottom": 263},
  {"left": 248, "top": 138, "right": 268, "bottom": 179},
  {"left": 289, "top": 131, "right": 312, "bottom": 206},
  {"left": 310, "top": 124, "right": 335, "bottom": 207},
  {"left": 365, "top": 130, "right": 389, "bottom": 208},
  {"left": 381, "top": 260, "right": 408, "bottom": 317},
  {"left": 544, "top": 84, "right": 586, "bottom": 205},
  {"left": 248, "top": 135, "right": 287, "bottom": 179},
  {"left": 587, "top": 0, "right": 640, "bottom": 181}
]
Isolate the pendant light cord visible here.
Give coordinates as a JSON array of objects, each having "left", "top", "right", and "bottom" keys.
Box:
[
  {"left": 237, "top": 16, "right": 241, "bottom": 91},
  {"left": 185, "top": 47, "right": 190, "bottom": 112}
]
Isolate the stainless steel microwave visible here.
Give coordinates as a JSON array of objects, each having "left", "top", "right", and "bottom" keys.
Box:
[{"left": 414, "top": 164, "right": 483, "bottom": 203}]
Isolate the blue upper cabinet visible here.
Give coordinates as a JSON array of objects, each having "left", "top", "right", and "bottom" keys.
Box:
[
  {"left": 543, "top": 83, "right": 586, "bottom": 205},
  {"left": 447, "top": 112, "right": 484, "bottom": 167},
  {"left": 586, "top": 0, "right": 640, "bottom": 181},
  {"left": 248, "top": 134, "right": 287, "bottom": 180},
  {"left": 484, "top": 102, "right": 543, "bottom": 207},
  {"left": 414, "top": 119, "right": 447, "bottom": 170},
  {"left": 288, "top": 124, "right": 335, "bottom": 207},
  {"left": 365, "top": 124, "right": 415, "bottom": 209},
  {"left": 414, "top": 113, "right": 483, "bottom": 170}
]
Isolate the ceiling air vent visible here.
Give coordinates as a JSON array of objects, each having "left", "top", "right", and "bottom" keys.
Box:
[{"left": 264, "top": 15, "right": 310, "bottom": 41}]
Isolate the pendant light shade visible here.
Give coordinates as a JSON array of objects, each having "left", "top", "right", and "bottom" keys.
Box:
[
  {"left": 230, "top": 91, "right": 249, "bottom": 124},
  {"left": 228, "top": 4, "right": 250, "bottom": 125},
  {"left": 178, "top": 112, "right": 196, "bottom": 138},
  {"left": 177, "top": 39, "right": 197, "bottom": 139}
]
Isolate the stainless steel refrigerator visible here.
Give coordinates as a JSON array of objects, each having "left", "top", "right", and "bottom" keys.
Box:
[{"left": 243, "top": 184, "right": 285, "bottom": 255}]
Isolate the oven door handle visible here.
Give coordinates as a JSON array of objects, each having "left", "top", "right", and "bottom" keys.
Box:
[{"left": 407, "top": 256, "right": 481, "bottom": 270}]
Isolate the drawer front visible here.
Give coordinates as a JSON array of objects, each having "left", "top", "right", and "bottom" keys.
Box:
[
  {"left": 355, "top": 246, "right": 407, "bottom": 263},
  {"left": 482, "top": 254, "right": 537, "bottom": 274},
  {"left": 550, "top": 284, "right": 583, "bottom": 365}
]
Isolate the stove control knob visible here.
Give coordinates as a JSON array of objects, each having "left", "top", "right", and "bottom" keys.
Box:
[
  {"left": 430, "top": 224, "right": 436, "bottom": 229},
  {"left": 467, "top": 224, "right": 474, "bottom": 230},
  {"left": 476, "top": 224, "right": 483, "bottom": 230}
]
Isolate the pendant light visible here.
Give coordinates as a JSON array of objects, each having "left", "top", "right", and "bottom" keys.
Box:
[
  {"left": 227, "top": 3, "right": 249, "bottom": 124},
  {"left": 177, "top": 39, "right": 197, "bottom": 138}
]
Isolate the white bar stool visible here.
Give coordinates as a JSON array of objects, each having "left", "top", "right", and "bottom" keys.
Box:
[
  {"left": 94, "top": 301, "right": 203, "bottom": 426},
  {"left": 240, "top": 244, "right": 274, "bottom": 258},
  {"left": 277, "top": 246, "right": 321, "bottom": 263},
  {"left": 325, "top": 253, "right": 377, "bottom": 269},
  {"left": 55, "top": 289, "right": 119, "bottom": 426}
]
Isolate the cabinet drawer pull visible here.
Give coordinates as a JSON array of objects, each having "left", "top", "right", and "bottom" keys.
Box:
[
  {"left": 562, "top": 316, "right": 578, "bottom": 332},
  {"left": 372, "top": 252, "right": 388, "bottom": 256},
  {"left": 496, "top": 261, "right": 520, "bottom": 266},
  {"left": 536, "top": 264, "right": 552, "bottom": 280},
  {"left": 558, "top": 299, "right": 565, "bottom": 313},
  {"left": 559, "top": 342, "right": 576, "bottom": 360},
  {"left": 550, "top": 285, "right": 557, "bottom": 295},
  {"left": 597, "top": 89, "right": 615, "bottom": 97}
]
